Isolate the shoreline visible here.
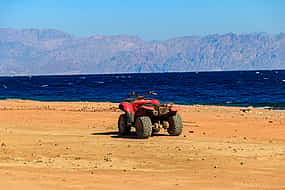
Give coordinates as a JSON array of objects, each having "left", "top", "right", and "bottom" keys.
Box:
[{"left": 0, "top": 98, "right": 284, "bottom": 111}]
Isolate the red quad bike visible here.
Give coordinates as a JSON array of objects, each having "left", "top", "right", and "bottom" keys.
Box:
[{"left": 118, "top": 91, "right": 183, "bottom": 139}]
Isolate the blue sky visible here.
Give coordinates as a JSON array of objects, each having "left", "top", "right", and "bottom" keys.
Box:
[{"left": 0, "top": 0, "right": 284, "bottom": 40}]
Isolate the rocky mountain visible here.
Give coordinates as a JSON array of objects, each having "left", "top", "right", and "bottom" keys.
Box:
[{"left": 0, "top": 28, "right": 284, "bottom": 75}]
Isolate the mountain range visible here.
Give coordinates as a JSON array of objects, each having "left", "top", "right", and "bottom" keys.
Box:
[{"left": 0, "top": 28, "right": 285, "bottom": 75}]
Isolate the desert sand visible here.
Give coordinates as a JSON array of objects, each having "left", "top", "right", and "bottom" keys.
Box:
[{"left": 0, "top": 99, "right": 284, "bottom": 190}]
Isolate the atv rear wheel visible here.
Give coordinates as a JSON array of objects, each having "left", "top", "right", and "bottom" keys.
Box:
[
  {"left": 167, "top": 113, "right": 183, "bottom": 136},
  {"left": 118, "top": 114, "right": 131, "bottom": 136},
  {"left": 135, "top": 116, "right": 152, "bottom": 139}
]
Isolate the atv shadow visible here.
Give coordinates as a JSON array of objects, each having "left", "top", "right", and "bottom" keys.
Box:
[
  {"left": 91, "top": 131, "right": 169, "bottom": 139},
  {"left": 91, "top": 131, "right": 137, "bottom": 139},
  {"left": 91, "top": 131, "right": 118, "bottom": 136}
]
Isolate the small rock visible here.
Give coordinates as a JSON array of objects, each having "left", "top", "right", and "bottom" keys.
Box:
[
  {"left": 104, "top": 157, "right": 112, "bottom": 162},
  {"left": 240, "top": 108, "right": 251, "bottom": 113},
  {"left": 175, "top": 146, "right": 182, "bottom": 151}
]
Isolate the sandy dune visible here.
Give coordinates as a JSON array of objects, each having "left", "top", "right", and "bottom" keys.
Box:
[{"left": 0, "top": 100, "right": 284, "bottom": 190}]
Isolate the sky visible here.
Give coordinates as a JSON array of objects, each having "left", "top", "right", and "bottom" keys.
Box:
[{"left": 0, "top": 0, "right": 284, "bottom": 40}]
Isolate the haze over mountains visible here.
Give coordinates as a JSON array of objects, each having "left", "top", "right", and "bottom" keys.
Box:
[{"left": 0, "top": 28, "right": 284, "bottom": 75}]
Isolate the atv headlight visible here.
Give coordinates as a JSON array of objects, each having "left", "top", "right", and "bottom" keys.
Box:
[{"left": 153, "top": 110, "right": 158, "bottom": 116}]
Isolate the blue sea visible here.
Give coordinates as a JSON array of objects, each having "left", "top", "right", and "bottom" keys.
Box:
[{"left": 0, "top": 70, "right": 285, "bottom": 109}]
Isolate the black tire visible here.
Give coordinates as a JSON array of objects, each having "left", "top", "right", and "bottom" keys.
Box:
[
  {"left": 118, "top": 114, "right": 131, "bottom": 136},
  {"left": 135, "top": 116, "right": 152, "bottom": 139},
  {"left": 167, "top": 113, "right": 183, "bottom": 136}
]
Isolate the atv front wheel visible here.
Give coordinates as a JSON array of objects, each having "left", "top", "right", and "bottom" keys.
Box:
[
  {"left": 118, "top": 114, "right": 131, "bottom": 136},
  {"left": 135, "top": 116, "right": 152, "bottom": 139},
  {"left": 167, "top": 113, "right": 183, "bottom": 136}
]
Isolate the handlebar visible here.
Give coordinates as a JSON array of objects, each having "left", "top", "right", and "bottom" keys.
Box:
[{"left": 128, "top": 91, "right": 157, "bottom": 99}]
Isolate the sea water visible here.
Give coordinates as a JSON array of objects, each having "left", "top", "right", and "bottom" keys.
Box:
[{"left": 0, "top": 70, "right": 285, "bottom": 109}]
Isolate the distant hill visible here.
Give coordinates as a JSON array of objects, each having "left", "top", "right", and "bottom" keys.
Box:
[{"left": 0, "top": 28, "right": 284, "bottom": 75}]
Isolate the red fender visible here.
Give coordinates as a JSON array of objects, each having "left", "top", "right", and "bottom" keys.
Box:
[
  {"left": 119, "top": 102, "right": 135, "bottom": 114},
  {"left": 170, "top": 106, "right": 179, "bottom": 112},
  {"left": 140, "top": 105, "right": 155, "bottom": 110}
]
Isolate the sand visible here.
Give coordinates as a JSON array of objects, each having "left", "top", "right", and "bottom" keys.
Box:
[{"left": 0, "top": 99, "right": 284, "bottom": 190}]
